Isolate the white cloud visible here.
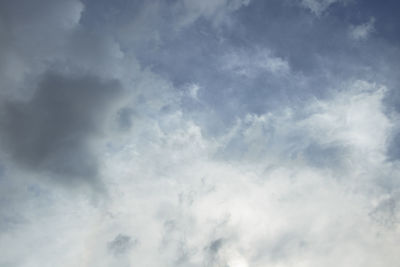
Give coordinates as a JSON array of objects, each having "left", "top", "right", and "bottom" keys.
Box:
[
  {"left": 186, "top": 83, "right": 201, "bottom": 99},
  {"left": 221, "top": 48, "right": 290, "bottom": 77},
  {"left": 350, "top": 17, "right": 375, "bottom": 40},
  {"left": 100, "top": 79, "right": 400, "bottom": 265},
  {"left": 300, "top": 0, "right": 350, "bottom": 16},
  {"left": 3, "top": 78, "right": 399, "bottom": 266}
]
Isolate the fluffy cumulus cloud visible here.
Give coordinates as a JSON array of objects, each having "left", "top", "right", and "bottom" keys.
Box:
[{"left": 1, "top": 0, "right": 400, "bottom": 266}]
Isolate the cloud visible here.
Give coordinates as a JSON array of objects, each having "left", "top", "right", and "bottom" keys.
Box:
[
  {"left": 1, "top": 75, "right": 400, "bottom": 266},
  {"left": 0, "top": 0, "right": 84, "bottom": 94},
  {"left": 108, "top": 234, "right": 137, "bottom": 256},
  {"left": 217, "top": 80, "right": 392, "bottom": 171},
  {"left": 349, "top": 17, "right": 376, "bottom": 40},
  {"left": 299, "top": 0, "right": 349, "bottom": 16},
  {"left": 1, "top": 0, "right": 400, "bottom": 266},
  {"left": 0, "top": 72, "right": 122, "bottom": 187},
  {"left": 174, "top": 0, "right": 251, "bottom": 28},
  {"left": 186, "top": 83, "right": 201, "bottom": 99},
  {"left": 80, "top": 79, "right": 398, "bottom": 266},
  {"left": 221, "top": 48, "right": 290, "bottom": 77}
]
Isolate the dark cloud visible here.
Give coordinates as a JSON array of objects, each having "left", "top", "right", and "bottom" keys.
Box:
[
  {"left": 0, "top": 213, "right": 26, "bottom": 233},
  {"left": 387, "top": 132, "right": 400, "bottom": 161},
  {"left": 108, "top": 234, "right": 136, "bottom": 255},
  {"left": 208, "top": 238, "right": 224, "bottom": 253},
  {"left": 117, "top": 107, "right": 135, "bottom": 131},
  {"left": 0, "top": 72, "right": 121, "bottom": 187},
  {"left": 203, "top": 238, "right": 232, "bottom": 266}
]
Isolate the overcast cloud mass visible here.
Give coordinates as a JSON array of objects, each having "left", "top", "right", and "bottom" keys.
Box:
[{"left": 1, "top": 0, "right": 400, "bottom": 266}]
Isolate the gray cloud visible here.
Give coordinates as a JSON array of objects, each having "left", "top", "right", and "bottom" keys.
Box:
[
  {"left": 0, "top": 72, "right": 121, "bottom": 186},
  {"left": 208, "top": 238, "right": 224, "bottom": 253},
  {"left": 108, "top": 234, "right": 137, "bottom": 256},
  {"left": 117, "top": 107, "right": 135, "bottom": 131}
]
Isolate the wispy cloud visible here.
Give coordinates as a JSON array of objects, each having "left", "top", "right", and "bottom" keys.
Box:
[{"left": 349, "top": 17, "right": 376, "bottom": 40}]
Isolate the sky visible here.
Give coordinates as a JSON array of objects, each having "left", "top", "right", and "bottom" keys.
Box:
[{"left": 1, "top": 0, "right": 400, "bottom": 266}]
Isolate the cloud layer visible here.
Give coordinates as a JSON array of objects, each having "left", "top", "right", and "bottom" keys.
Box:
[{"left": 1, "top": 0, "right": 400, "bottom": 266}]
